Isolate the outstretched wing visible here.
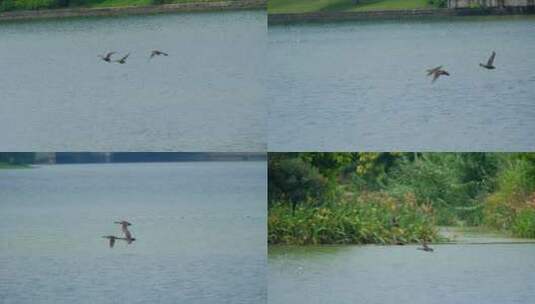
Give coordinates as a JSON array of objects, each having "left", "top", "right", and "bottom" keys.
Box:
[
  {"left": 487, "top": 51, "right": 496, "bottom": 66},
  {"left": 426, "top": 66, "right": 442, "bottom": 76},
  {"left": 105, "top": 52, "right": 116, "bottom": 59},
  {"left": 122, "top": 226, "right": 132, "bottom": 240},
  {"left": 122, "top": 53, "right": 130, "bottom": 61},
  {"left": 432, "top": 72, "right": 440, "bottom": 83}
]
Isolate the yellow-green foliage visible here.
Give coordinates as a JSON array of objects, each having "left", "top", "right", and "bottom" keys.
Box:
[
  {"left": 484, "top": 158, "right": 535, "bottom": 236},
  {"left": 269, "top": 191, "right": 439, "bottom": 245}
]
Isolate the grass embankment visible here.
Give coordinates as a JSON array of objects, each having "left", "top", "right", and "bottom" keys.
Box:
[
  {"left": 268, "top": 153, "right": 535, "bottom": 245},
  {"left": 0, "top": 0, "right": 233, "bottom": 13},
  {"left": 268, "top": 0, "right": 443, "bottom": 14},
  {"left": 0, "top": 162, "right": 30, "bottom": 169},
  {"left": 269, "top": 192, "right": 440, "bottom": 245}
]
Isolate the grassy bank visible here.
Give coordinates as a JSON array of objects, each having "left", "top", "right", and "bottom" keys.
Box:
[
  {"left": 0, "top": 162, "right": 31, "bottom": 169},
  {"left": 0, "top": 0, "right": 241, "bottom": 12},
  {"left": 268, "top": 153, "right": 535, "bottom": 245},
  {"left": 268, "top": 0, "right": 444, "bottom": 14},
  {"left": 269, "top": 192, "right": 440, "bottom": 245}
]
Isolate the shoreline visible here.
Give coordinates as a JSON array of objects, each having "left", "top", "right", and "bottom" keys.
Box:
[
  {"left": 268, "top": 7, "right": 535, "bottom": 25},
  {"left": 0, "top": 0, "right": 266, "bottom": 22}
]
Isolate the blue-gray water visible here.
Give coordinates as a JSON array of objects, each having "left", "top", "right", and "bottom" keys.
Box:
[
  {"left": 0, "top": 161, "right": 266, "bottom": 304},
  {"left": 268, "top": 16, "right": 535, "bottom": 151},
  {"left": 269, "top": 242, "right": 535, "bottom": 304},
  {"left": 0, "top": 11, "right": 266, "bottom": 151}
]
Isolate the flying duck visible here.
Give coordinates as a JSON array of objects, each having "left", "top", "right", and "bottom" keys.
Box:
[
  {"left": 150, "top": 50, "right": 169, "bottom": 59},
  {"left": 98, "top": 52, "right": 116, "bottom": 63},
  {"left": 480, "top": 51, "right": 496, "bottom": 70},
  {"left": 115, "top": 53, "right": 130, "bottom": 64},
  {"left": 426, "top": 66, "right": 450, "bottom": 83}
]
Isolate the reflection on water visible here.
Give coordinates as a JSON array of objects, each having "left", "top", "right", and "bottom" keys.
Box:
[
  {"left": 0, "top": 162, "right": 266, "bottom": 304},
  {"left": 269, "top": 234, "right": 535, "bottom": 304},
  {"left": 268, "top": 16, "right": 535, "bottom": 151},
  {"left": 0, "top": 11, "right": 266, "bottom": 151}
]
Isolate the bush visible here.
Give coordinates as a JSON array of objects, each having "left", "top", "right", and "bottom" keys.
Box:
[
  {"left": 428, "top": 0, "right": 447, "bottom": 8},
  {"left": 386, "top": 154, "right": 484, "bottom": 225},
  {"left": 268, "top": 191, "right": 439, "bottom": 245},
  {"left": 268, "top": 156, "right": 332, "bottom": 212},
  {"left": 512, "top": 208, "right": 535, "bottom": 238},
  {"left": 1, "top": 0, "right": 16, "bottom": 11},
  {"left": 484, "top": 158, "right": 535, "bottom": 234}
]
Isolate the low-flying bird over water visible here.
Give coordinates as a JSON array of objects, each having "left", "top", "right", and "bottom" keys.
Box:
[
  {"left": 480, "top": 51, "right": 496, "bottom": 70},
  {"left": 150, "top": 50, "right": 168, "bottom": 59},
  {"left": 115, "top": 53, "right": 130, "bottom": 64},
  {"left": 102, "top": 235, "right": 130, "bottom": 248},
  {"left": 98, "top": 51, "right": 116, "bottom": 63},
  {"left": 417, "top": 240, "right": 434, "bottom": 252},
  {"left": 115, "top": 220, "right": 135, "bottom": 244},
  {"left": 426, "top": 66, "right": 450, "bottom": 83}
]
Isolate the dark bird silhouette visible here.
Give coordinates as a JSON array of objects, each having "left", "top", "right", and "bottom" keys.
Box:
[
  {"left": 480, "top": 51, "right": 496, "bottom": 70},
  {"left": 150, "top": 50, "right": 168, "bottom": 59},
  {"left": 102, "top": 235, "right": 130, "bottom": 248},
  {"left": 115, "top": 220, "right": 135, "bottom": 244},
  {"left": 426, "top": 66, "right": 450, "bottom": 83},
  {"left": 417, "top": 240, "right": 434, "bottom": 252},
  {"left": 98, "top": 52, "right": 116, "bottom": 63},
  {"left": 115, "top": 53, "right": 130, "bottom": 64}
]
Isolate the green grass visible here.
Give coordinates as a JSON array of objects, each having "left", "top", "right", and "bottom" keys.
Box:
[
  {"left": 0, "top": 0, "right": 228, "bottom": 12},
  {"left": 0, "top": 162, "right": 31, "bottom": 169},
  {"left": 268, "top": 0, "right": 436, "bottom": 14},
  {"left": 269, "top": 192, "right": 440, "bottom": 245}
]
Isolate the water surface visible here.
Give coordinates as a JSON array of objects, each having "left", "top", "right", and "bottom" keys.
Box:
[
  {"left": 269, "top": 240, "right": 535, "bottom": 304},
  {"left": 0, "top": 11, "right": 266, "bottom": 151},
  {"left": 0, "top": 161, "right": 266, "bottom": 304},
  {"left": 268, "top": 16, "right": 535, "bottom": 151}
]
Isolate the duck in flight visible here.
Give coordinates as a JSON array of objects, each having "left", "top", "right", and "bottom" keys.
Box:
[
  {"left": 426, "top": 66, "right": 450, "bottom": 83},
  {"left": 115, "top": 220, "right": 135, "bottom": 244},
  {"left": 480, "top": 51, "right": 496, "bottom": 70},
  {"left": 417, "top": 239, "right": 434, "bottom": 252},
  {"left": 102, "top": 235, "right": 132, "bottom": 248},
  {"left": 115, "top": 53, "right": 130, "bottom": 64},
  {"left": 150, "top": 50, "right": 168, "bottom": 59},
  {"left": 98, "top": 52, "right": 116, "bottom": 63}
]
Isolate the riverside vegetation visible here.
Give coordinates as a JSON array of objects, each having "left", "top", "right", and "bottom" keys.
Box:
[
  {"left": 0, "top": 0, "right": 235, "bottom": 12},
  {"left": 268, "top": 0, "right": 447, "bottom": 14},
  {"left": 268, "top": 153, "right": 535, "bottom": 245}
]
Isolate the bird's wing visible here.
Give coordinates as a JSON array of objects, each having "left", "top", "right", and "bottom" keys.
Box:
[
  {"left": 123, "top": 228, "right": 132, "bottom": 240},
  {"left": 122, "top": 53, "right": 130, "bottom": 60},
  {"left": 432, "top": 72, "right": 440, "bottom": 83},
  {"left": 150, "top": 52, "right": 156, "bottom": 58},
  {"left": 162, "top": 51, "right": 168, "bottom": 56},
  {"left": 110, "top": 238, "right": 115, "bottom": 248},
  {"left": 106, "top": 52, "right": 116, "bottom": 59},
  {"left": 487, "top": 51, "right": 496, "bottom": 65},
  {"left": 427, "top": 66, "right": 442, "bottom": 76}
]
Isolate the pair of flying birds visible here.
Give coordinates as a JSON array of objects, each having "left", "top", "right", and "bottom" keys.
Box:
[
  {"left": 102, "top": 220, "right": 136, "bottom": 248},
  {"left": 426, "top": 51, "right": 496, "bottom": 83},
  {"left": 98, "top": 50, "right": 168, "bottom": 64}
]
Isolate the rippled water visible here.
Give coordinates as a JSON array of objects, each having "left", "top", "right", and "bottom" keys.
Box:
[
  {"left": 268, "top": 16, "right": 535, "bottom": 151},
  {"left": 269, "top": 241, "right": 535, "bottom": 304},
  {"left": 0, "top": 161, "right": 266, "bottom": 304},
  {"left": 0, "top": 11, "right": 266, "bottom": 151}
]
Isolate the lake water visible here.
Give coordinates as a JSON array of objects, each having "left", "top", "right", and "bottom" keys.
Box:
[
  {"left": 0, "top": 11, "right": 266, "bottom": 151},
  {"left": 268, "top": 16, "right": 535, "bottom": 151},
  {"left": 0, "top": 161, "right": 266, "bottom": 304},
  {"left": 269, "top": 241, "right": 535, "bottom": 304}
]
